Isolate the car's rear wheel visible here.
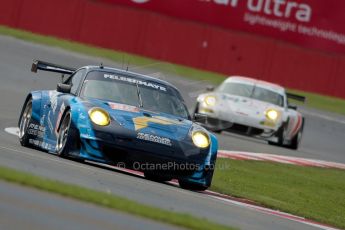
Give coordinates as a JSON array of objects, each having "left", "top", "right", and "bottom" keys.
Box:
[
  {"left": 56, "top": 111, "right": 79, "bottom": 158},
  {"left": 178, "top": 180, "right": 208, "bottom": 191},
  {"left": 19, "top": 99, "right": 32, "bottom": 146}
]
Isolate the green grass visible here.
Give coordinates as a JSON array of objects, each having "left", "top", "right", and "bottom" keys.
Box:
[
  {"left": 0, "top": 166, "right": 235, "bottom": 230},
  {"left": 1, "top": 25, "right": 345, "bottom": 115},
  {"left": 211, "top": 159, "right": 345, "bottom": 229}
]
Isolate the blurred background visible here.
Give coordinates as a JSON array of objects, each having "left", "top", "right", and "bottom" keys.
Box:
[{"left": 1, "top": 0, "right": 344, "bottom": 99}]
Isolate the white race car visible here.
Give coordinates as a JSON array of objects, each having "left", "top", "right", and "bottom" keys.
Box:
[{"left": 194, "top": 76, "right": 305, "bottom": 150}]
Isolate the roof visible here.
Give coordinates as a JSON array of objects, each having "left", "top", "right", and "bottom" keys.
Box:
[
  {"left": 225, "top": 76, "right": 285, "bottom": 94},
  {"left": 83, "top": 65, "right": 179, "bottom": 92}
]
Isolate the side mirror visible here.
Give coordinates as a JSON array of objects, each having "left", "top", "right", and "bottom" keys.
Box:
[
  {"left": 206, "top": 85, "right": 215, "bottom": 92},
  {"left": 288, "top": 104, "right": 297, "bottom": 110},
  {"left": 57, "top": 83, "right": 72, "bottom": 94},
  {"left": 193, "top": 113, "right": 207, "bottom": 123}
]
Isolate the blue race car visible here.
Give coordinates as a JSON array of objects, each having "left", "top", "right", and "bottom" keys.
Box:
[{"left": 18, "top": 60, "right": 218, "bottom": 190}]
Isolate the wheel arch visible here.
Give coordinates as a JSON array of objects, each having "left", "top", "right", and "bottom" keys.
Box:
[
  {"left": 56, "top": 105, "right": 72, "bottom": 134},
  {"left": 18, "top": 92, "right": 42, "bottom": 127},
  {"left": 55, "top": 104, "right": 82, "bottom": 158}
]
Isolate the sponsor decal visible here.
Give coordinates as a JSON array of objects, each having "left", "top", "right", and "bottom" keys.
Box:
[
  {"left": 28, "top": 123, "right": 45, "bottom": 138},
  {"left": 104, "top": 74, "right": 167, "bottom": 91},
  {"left": 28, "top": 139, "right": 52, "bottom": 149},
  {"left": 108, "top": 102, "right": 139, "bottom": 113},
  {"left": 79, "top": 112, "right": 86, "bottom": 120},
  {"left": 176, "top": 0, "right": 311, "bottom": 23},
  {"left": 137, "top": 132, "right": 172, "bottom": 146},
  {"left": 131, "top": 0, "right": 150, "bottom": 3},
  {"left": 101, "top": 0, "right": 345, "bottom": 53},
  {"left": 108, "top": 0, "right": 312, "bottom": 22},
  {"left": 132, "top": 116, "right": 181, "bottom": 131}
]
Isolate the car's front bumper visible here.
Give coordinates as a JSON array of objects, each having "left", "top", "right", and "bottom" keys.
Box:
[
  {"left": 77, "top": 127, "right": 217, "bottom": 186},
  {"left": 197, "top": 114, "right": 281, "bottom": 140},
  {"left": 197, "top": 103, "right": 281, "bottom": 135}
]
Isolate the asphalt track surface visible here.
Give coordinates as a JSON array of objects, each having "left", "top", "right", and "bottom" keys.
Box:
[
  {"left": 0, "top": 181, "right": 182, "bottom": 230},
  {"left": 0, "top": 35, "right": 344, "bottom": 230}
]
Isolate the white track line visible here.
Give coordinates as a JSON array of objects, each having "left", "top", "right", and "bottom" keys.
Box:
[{"left": 4, "top": 127, "right": 19, "bottom": 136}]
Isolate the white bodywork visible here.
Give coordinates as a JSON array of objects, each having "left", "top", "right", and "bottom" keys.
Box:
[{"left": 196, "top": 77, "right": 304, "bottom": 145}]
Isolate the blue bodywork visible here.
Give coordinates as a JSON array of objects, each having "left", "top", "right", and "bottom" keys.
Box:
[{"left": 20, "top": 66, "right": 218, "bottom": 188}]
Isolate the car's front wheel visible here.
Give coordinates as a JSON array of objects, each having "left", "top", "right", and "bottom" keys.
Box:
[
  {"left": 144, "top": 171, "right": 172, "bottom": 182},
  {"left": 19, "top": 99, "right": 33, "bottom": 147},
  {"left": 178, "top": 180, "right": 208, "bottom": 191},
  {"left": 56, "top": 110, "right": 79, "bottom": 158},
  {"left": 268, "top": 124, "right": 285, "bottom": 147}
]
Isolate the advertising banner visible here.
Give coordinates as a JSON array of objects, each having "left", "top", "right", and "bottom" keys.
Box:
[{"left": 98, "top": 0, "right": 345, "bottom": 54}]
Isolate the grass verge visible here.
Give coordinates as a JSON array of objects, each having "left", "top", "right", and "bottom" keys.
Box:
[
  {"left": 211, "top": 159, "right": 345, "bottom": 229},
  {"left": 1, "top": 25, "right": 345, "bottom": 116},
  {"left": 0, "top": 166, "right": 235, "bottom": 230}
]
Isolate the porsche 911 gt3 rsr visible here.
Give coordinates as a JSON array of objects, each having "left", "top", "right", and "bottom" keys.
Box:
[
  {"left": 18, "top": 60, "right": 218, "bottom": 190},
  {"left": 194, "top": 76, "right": 305, "bottom": 150}
]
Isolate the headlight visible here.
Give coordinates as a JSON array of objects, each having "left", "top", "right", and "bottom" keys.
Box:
[
  {"left": 192, "top": 131, "right": 210, "bottom": 148},
  {"left": 265, "top": 109, "right": 279, "bottom": 121},
  {"left": 204, "top": 96, "right": 216, "bottom": 106},
  {"left": 89, "top": 108, "right": 110, "bottom": 126}
]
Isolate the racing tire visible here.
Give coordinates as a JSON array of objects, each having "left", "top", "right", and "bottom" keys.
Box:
[
  {"left": 194, "top": 103, "right": 223, "bottom": 133},
  {"left": 56, "top": 110, "right": 79, "bottom": 158},
  {"left": 144, "top": 171, "right": 172, "bottom": 182},
  {"left": 18, "top": 98, "right": 33, "bottom": 147},
  {"left": 268, "top": 124, "right": 284, "bottom": 147},
  {"left": 178, "top": 180, "right": 208, "bottom": 191}
]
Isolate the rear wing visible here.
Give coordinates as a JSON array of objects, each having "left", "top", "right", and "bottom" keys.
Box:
[
  {"left": 286, "top": 92, "right": 306, "bottom": 103},
  {"left": 31, "top": 60, "right": 76, "bottom": 75}
]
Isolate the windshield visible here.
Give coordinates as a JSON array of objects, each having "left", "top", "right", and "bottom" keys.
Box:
[
  {"left": 217, "top": 82, "right": 284, "bottom": 107},
  {"left": 80, "top": 71, "right": 190, "bottom": 119}
]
